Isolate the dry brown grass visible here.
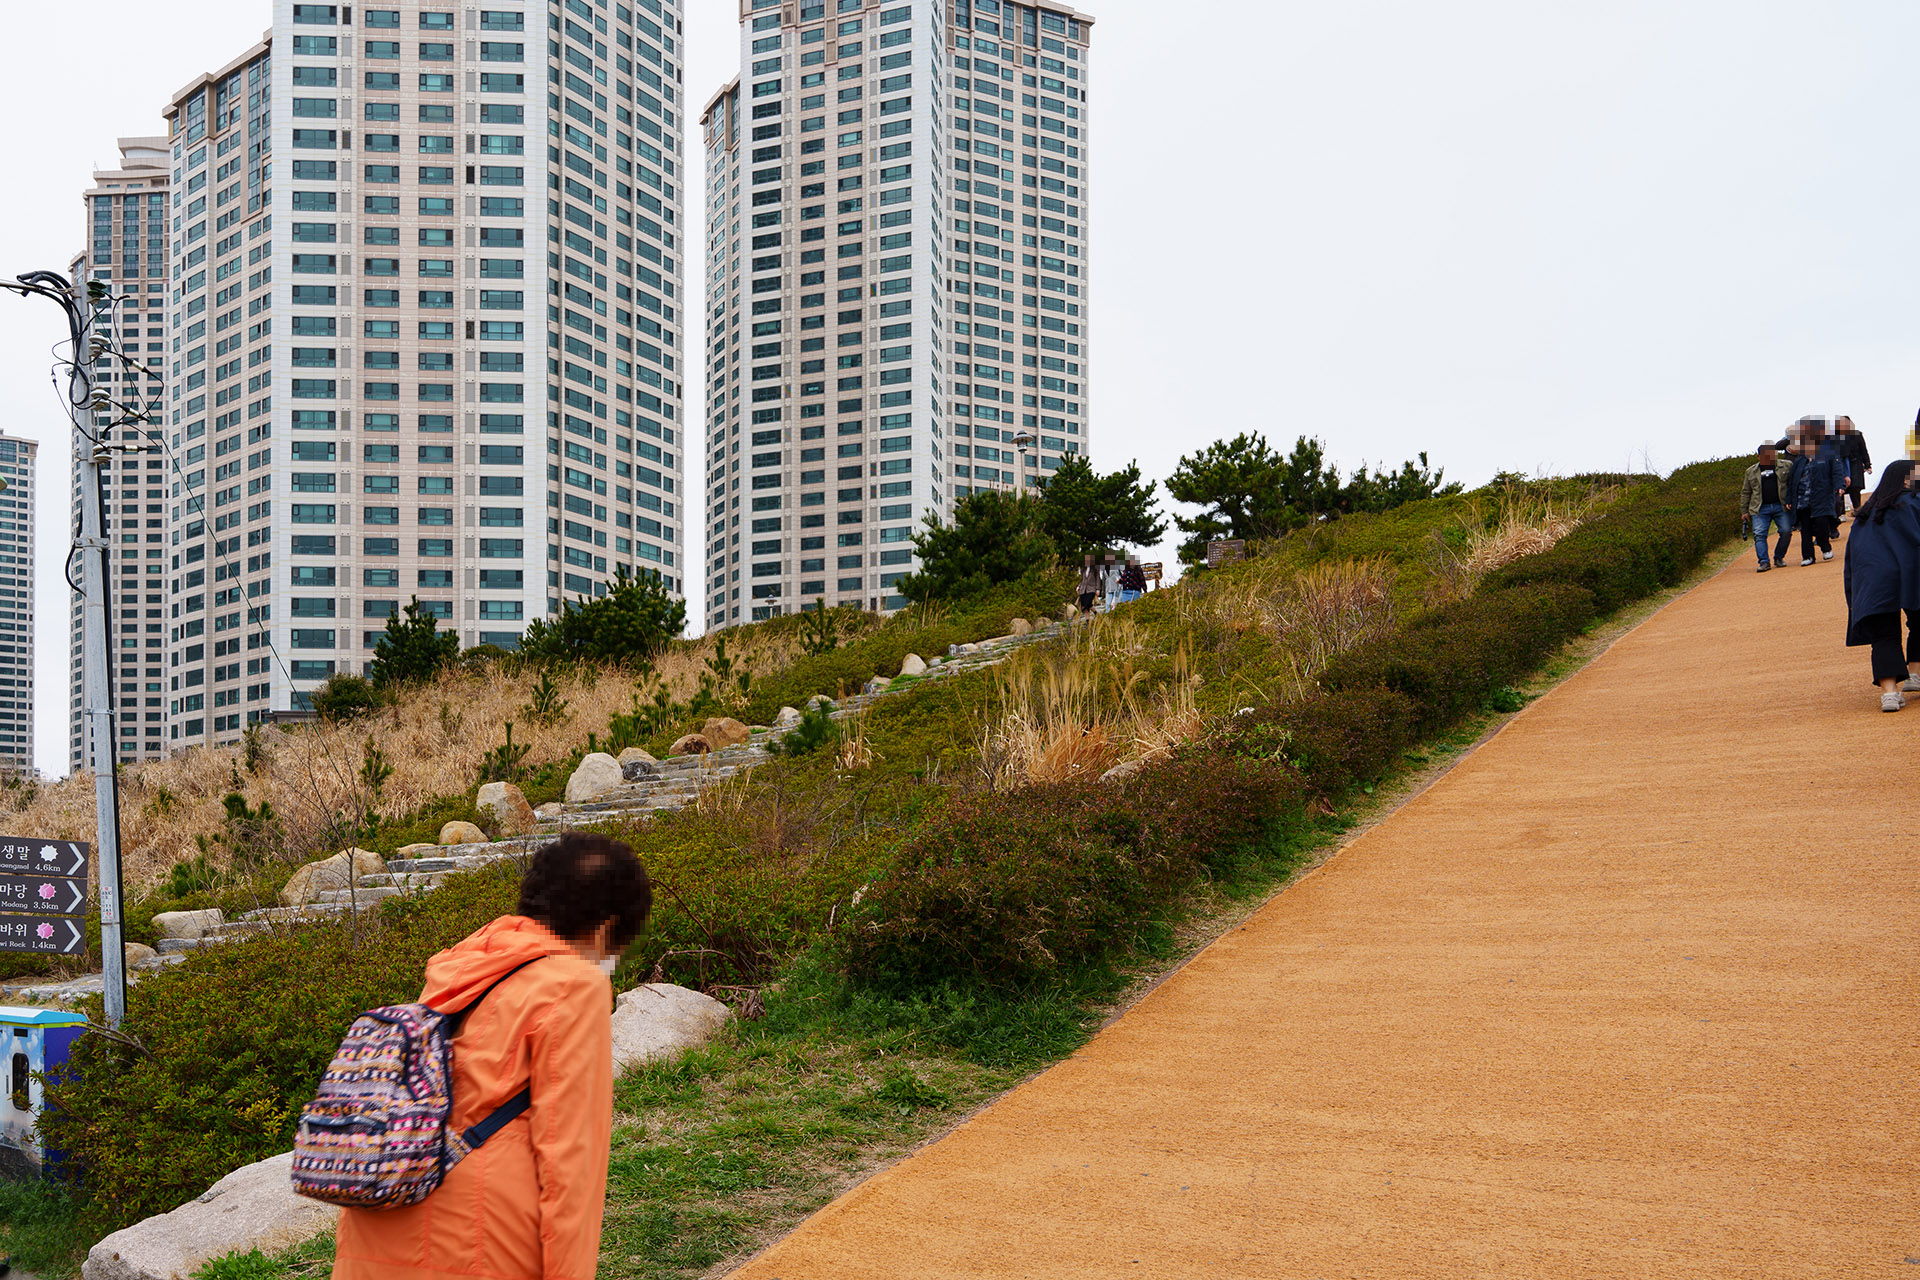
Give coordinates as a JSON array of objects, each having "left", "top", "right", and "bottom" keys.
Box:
[
  {"left": 980, "top": 616, "right": 1201, "bottom": 788},
  {"left": 8, "top": 620, "right": 873, "bottom": 890},
  {"left": 1426, "top": 484, "right": 1613, "bottom": 604}
]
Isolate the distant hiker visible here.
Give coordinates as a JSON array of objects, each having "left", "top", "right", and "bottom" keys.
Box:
[
  {"left": 331, "top": 832, "right": 652, "bottom": 1280},
  {"left": 1076, "top": 555, "right": 1100, "bottom": 614},
  {"left": 1842, "top": 460, "right": 1920, "bottom": 712},
  {"left": 1791, "top": 416, "right": 1850, "bottom": 565},
  {"left": 1741, "top": 443, "right": 1794, "bottom": 571},
  {"left": 1118, "top": 558, "right": 1147, "bottom": 603},
  {"left": 1835, "top": 415, "right": 1872, "bottom": 518}
]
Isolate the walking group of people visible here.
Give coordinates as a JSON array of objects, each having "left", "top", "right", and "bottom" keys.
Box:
[
  {"left": 1740, "top": 414, "right": 1871, "bottom": 570},
  {"left": 1745, "top": 413, "right": 1920, "bottom": 712},
  {"left": 1076, "top": 552, "right": 1150, "bottom": 613}
]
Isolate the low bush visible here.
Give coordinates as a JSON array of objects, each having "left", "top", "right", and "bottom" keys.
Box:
[
  {"left": 842, "top": 754, "right": 1301, "bottom": 991},
  {"left": 43, "top": 865, "right": 522, "bottom": 1226}
]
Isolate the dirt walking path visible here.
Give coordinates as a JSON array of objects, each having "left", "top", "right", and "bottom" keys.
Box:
[{"left": 731, "top": 532, "right": 1919, "bottom": 1279}]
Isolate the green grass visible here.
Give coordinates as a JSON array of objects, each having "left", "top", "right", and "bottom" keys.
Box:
[{"left": 0, "top": 1178, "right": 91, "bottom": 1279}]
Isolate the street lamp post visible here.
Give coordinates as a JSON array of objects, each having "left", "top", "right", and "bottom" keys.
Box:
[
  {"left": 1012, "top": 429, "right": 1036, "bottom": 497},
  {"left": 4, "top": 270, "right": 137, "bottom": 1026}
]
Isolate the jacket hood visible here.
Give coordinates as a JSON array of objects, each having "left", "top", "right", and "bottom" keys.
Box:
[{"left": 422, "top": 914, "right": 578, "bottom": 1013}]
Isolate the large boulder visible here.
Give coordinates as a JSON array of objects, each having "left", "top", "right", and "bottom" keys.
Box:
[
  {"left": 81, "top": 1151, "right": 338, "bottom": 1280},
  {"left": 394, "top": 842, "right": 439, "bottom": 859},
  {"left": 280, "top": 849, "right": 385, "bottom": 907},
  {"left": 564, "top": 752, "right": 624, "bottom": 803},
  {"left": 438, "top": 820, "right": 487, "bottom": 846},
  {"left": 774, "top": 705, "right": 802, "bottom": 727},
  {"left": 701, "top": 717, "right": 750, "bottom": 751},
  {"left": 124, "top": 942, "right": 158, "bottom": 968},
  {"left": 151, "top": 908, "right": 224, "bottom": 941},
  {"left": 668, "top": 733, "right": 710, "bottom": 757},
  {"left": 864, "top": 675, "right": 891, "bottom": 696},
  {"left": 610, "top": 983, "right": 733, "bottom": 1072},
  {"left": 534, "top": 802, "right": 564, "bottom": 820},
  {"left": 617, "top": 746, "right": 658, "bottom": 767},
  {"left": 898, "top": 653, "right": 926, "bottom": 677},
  {"left": 1009, "top": 616, "right": 1033, "bottom": 636},
  {"left": 475, "top": 782, "right": 535, "bottom": 836}
]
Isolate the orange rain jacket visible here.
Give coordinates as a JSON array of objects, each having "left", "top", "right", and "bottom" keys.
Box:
[{"left": 332, "top": 916, "right": 614, "bottom": 1280}]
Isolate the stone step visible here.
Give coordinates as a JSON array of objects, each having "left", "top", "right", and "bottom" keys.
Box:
[
  {"left": 312, "top": 885, "right": 402, "bottom": 907},
  {"left": 384, "top": 850, "right": 527, "bottom": 875},
  {"left": 232, "top": 905, "right": 346, "bottom": 927},
  {"left": 357, "top": 871, "right": 449, "bottom": 890}
]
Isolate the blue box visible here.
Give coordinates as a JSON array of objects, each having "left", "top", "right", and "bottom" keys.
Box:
[{"left": 0, "top": 1007, "right": 85, "bottom": 1179}]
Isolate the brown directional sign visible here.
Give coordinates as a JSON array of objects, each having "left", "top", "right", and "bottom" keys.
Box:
[
  {"left": 1207, "top": 540, "right": 1246, "bottom": 568},
  {"left": 0, "top": 840, "right": 89, "bottom": 954},
  {"left": 0, "top": 915, "right": 84, "bottom": 955},
  {"left": 1141, "top": 562, "right": 1163, "bottom": 583},
  {"left": 0, "top": 839, "right": 87, "bottom": 879}
]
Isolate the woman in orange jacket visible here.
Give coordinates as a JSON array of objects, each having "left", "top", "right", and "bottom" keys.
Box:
[{"left": 332, "top": 832, "right": 652, "bottom": 1280}]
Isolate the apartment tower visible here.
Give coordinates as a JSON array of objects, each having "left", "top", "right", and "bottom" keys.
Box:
[
  {"left": 700, "top": 0, "right": 1091, "bottom": 626},
  {"left": 73, "top": 139, "right": 172, "bottom": 770},
  {"left": 136, "top": 0, "right": 686, "bottom": 755},
  {"left": 0, "top": 437, "right": 37, "bottom": 778}
]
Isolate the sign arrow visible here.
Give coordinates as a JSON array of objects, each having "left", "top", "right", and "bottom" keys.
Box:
[
  {"left": 66, "top": 881, "right": 83, "bottom": 914},
  {"left": 64, "top": 845, "right": 82, "bottom": 877},
  {"left": 66, "top": 920, "right": 80, "bottom": 952}
]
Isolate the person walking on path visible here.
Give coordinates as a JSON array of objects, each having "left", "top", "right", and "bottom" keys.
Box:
[
  {"left": 1791, "top": 417, "right": 1850, "bottom": 565},
  {"left": 1076, "top": 554, "right": 1100, "bottom": 615},
  {"left": 1842, "top": 460, "right": 1920, "bottom": 712},
  {"left": 1117, "top": 557, "right": 1147, "bottom": 604},
  {"left": 1742, "top": 443, "right": 1795, "bottom": 571},
  {"left": 1835, "top": 415, "right": 1872, "bottom": 519},
  {"left": 332, "top": 832, "right": 652, "bottom": 1280}
]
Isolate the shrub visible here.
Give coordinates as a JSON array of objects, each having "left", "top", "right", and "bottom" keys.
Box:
[
  {"left": 842, "top": 755, "right": 1299, "bottom": 991},
  {"left": 896, "top": 491, "right": 1058, "bottom": 603},
  {"left": 1225, "top": 685, "right": 1418, "bottom": 798},
  {"left": 518, "top": 568, "right": 686, "bottom": 667},
  {"left": 770, "top": 705, "right": 840, "bottom": 758},
  {"left": 310, "top": 673, "right": 382, "bottom": 724},
  {"left": 369, "top": 599, "right": 461, "bottom": 687},
  {"left": 43, "top": 865, "right": 522, "bottom": 1226}
]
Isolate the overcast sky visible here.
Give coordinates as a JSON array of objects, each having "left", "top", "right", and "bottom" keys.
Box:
[{"left": 3, "top": 0, "right": 1916, "bottom": 774}]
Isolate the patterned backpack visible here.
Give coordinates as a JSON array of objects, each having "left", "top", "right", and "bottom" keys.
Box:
[{"left": 290, "top": 958, "right": 542, "bottom": 1209}]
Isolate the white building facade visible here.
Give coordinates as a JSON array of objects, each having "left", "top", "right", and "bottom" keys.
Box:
[
  {"left": 134, "top": 0, "right": 686, "bottom": 754},
  {"left": 74, "top": 140, "right": 172, "bottom": 769},
  {"left": 700, "top": 0, "right": 1091, "bottom": 626}
]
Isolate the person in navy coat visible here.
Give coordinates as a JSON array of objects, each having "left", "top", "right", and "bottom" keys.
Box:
[{"left": 1842, "top": 459, "right": 1920, "bottom": 710}]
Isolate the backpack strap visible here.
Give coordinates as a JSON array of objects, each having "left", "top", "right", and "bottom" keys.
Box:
[{"left": 445, "top": 955, "right": 546, "bottom": 1153}]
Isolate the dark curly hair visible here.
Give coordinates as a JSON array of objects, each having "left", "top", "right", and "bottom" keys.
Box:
[{"left": 516, "top": 831, "right": 652, "bottom": 949}]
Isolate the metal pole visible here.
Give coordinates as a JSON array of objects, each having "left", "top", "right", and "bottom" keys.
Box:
[{"left": 70, "top": 279, "right": 126, "bottom": 1027}]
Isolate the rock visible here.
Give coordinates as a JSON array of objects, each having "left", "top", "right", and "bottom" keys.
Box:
[
  {"left": 534, "top": 802, "right": 564, "bottom": 820},
  {"left": 610, "top": 983, "right": 732, "bottom": 1072},
  {"left": 948, "top": 642, "right": 979, "bottom": 658},
  {"left": 1060, "top": 603, "right": 1080, "bottom": 621},
  {"left": 1099, "top": 759, "right": 1143, "bottom": 785},
  {"left": 775, "top": 705, "right": 802, "bottom": 727},
  {"left": 438, "top": 820, "right": 487, "bottom": 846},
  {"left": 564, "top": 752, "right": 624, "bottom": 803},
  {"left": 701, "top": 717, "right": 751, "bottom": 751},
  {"left": 1009, "top": 617, "right": 1033, "bottom": 636},
  {"left": 617, "top": 746, "right": 658, "bottom": 766},
  {"left": 806, "top": 694, "right": 835, "bottom": 711},
  {"left": 280, "top": 849, "right": 385, "bottom": 907},
  {"left": 621, "top": 759, "right": 655, "bottom": 783},
  {"left": 475, "top": 782, "right": 535, "bottom": 836},
  {"left": 898, "top": 653, "right": 926, "bottom": 677},
  {"left": 82, "top": 1151, "right": 338, "bottom": 1280},
  {"left": 124, "top": 942, "right": 158, "bottom": 968},
  {"left": 151, "top": 908, "right": 224, "bottom": 941},
  {"left": 395, "top": 842, "right": 440, "bottom": 858},
  {"left": 864, "top": 675, "right": 892, "bottom": 696},
  {"left": 668, "top": 733, "right": 711, "bottom": 757}
]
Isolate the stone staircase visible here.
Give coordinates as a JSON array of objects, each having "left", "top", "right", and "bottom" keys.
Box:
[{"left": 0, "top": 621, "right": 1065, "bottom": 1005}]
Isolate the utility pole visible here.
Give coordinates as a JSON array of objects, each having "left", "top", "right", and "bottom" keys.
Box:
[{"left": 5, "top": 271, "right": 127, "bottom": 1026}]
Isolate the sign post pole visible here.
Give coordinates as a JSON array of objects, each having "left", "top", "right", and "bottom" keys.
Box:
[{"left": 71, "top": 282, "right": 126, "bottom": 1026}]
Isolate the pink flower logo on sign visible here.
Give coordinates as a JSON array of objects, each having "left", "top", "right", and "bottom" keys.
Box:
[
  {"left": 35, "top": 923, "right": 52, "bottom": 940},
  {"left": 36, "top": 883, "right": 53, "bottom": 900}
]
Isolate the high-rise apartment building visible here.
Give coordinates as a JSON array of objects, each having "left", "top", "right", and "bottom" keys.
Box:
[
  {"left": 73, "top": 139, "right": 173, "bottom": 770},
  {"left": 700, "top": 0, "right": 1091, "bottom": 626},
  {"left": 120, "top": 0, "right": 687, "bottom": 757},
  {"left": 0, "top": 437, "right": 37, "bottom": 778}
]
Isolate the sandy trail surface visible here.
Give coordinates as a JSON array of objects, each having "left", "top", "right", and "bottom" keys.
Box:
[{"left": 731, "top": 535, "right": 1918, "bottom": 1279}]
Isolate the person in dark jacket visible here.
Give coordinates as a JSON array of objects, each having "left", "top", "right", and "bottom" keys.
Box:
[
  {"left": 1791, "top": 417, "right": 1850, "bottom": 564},
  {"left": 1834, "top": 415, "right": 1871, "bottom": 518},
  {"left": 1842, "top": 459, "right": 1920, "bottom": 711}
]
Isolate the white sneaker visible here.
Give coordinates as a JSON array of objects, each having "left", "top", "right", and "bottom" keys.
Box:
[
  {"left": 1900, "top": 676, "right": 1920, "bottom": 693},
  {"left": 1882, "top": 691, "right": 1905, "bottom": 713},
  {"left": 1822, "top": 549, "right": 1834, "bottom": 561},
  {"left": 1801, "top": 557, "right": 1814, "bottom": 566}
]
